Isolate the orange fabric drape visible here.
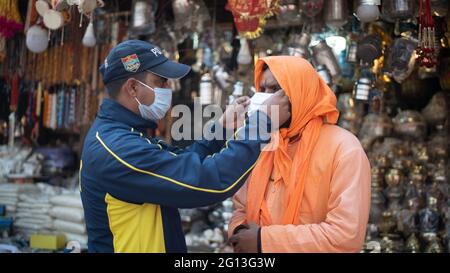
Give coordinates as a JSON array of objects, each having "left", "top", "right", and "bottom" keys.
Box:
[{"left": 246, "top": 56, "right": 339, "bottom": 226}]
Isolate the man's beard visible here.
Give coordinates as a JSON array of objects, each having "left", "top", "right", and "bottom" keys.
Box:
[
  {"left": 280, "top": 117, "right": 291, "bottom": 129},
  {"left": 280, "top": 103, "right": 292, "bottom": 129}
]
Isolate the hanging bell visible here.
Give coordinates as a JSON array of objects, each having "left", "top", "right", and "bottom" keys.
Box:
[
  {"left": 82, "top": 21, "right": 96, "bottom": 47},
  {"left": 78, "top": 0, "right": 98, "bottom": 15},
  {"left": 323, "top": 0, "right": 348, "bottom": 29},
  {"left": 26, "top": 25, "right": 49, "bottom": 53},
  {"left": 355, "top": 0, "right": 380, "bottom": 23},
  {"left": 237, "top": 38, "right": 252, "bottom": 65}
]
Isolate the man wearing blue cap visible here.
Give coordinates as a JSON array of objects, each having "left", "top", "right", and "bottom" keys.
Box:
[{"left": 79, "top": 40, "right": 290, "bottom": 253}]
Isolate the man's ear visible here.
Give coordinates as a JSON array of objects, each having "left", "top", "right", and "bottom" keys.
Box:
[{"left": 124, "top": 78, "right": 138, "bottom": 97}]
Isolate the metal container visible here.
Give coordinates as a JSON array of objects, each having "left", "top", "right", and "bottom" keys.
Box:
[
  {"left": 312, "top": 40, "right": 341, "bottom": 78},
  {"left": 300, "top": 0, "right": 324, "bottom": 19},
  {"left": 381, "top": 0, "right": 415, "bottom": 22},
  {"left": 129, "top": 0, "right": 157, "bottom": 36},
  {"left": 357, "top": 34, "right": 382, "bottom": 65},
  {"left": 316, "top": 65, "right": 332, "bottom": 86},
  {"left": 287, "top": 32, "right": 312, "bottom": 58},
  {"left": 323, "top": 0, "right": 348, "bottom": 29}
]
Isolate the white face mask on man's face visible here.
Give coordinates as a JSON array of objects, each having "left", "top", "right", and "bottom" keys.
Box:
[
  {"left": 248, "top": 92, "right": 274, "bottom": 116},
  {"left": 133, "top": 80, "right": 172, "bottom": 122}
]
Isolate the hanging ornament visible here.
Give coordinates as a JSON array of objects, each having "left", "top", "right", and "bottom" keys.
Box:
[
  {"left": 199, "top": 73, "right": 213, "bottom": 105},
  {"left": 323, "top": 0, "right": 348, "bottom": 29},
  {"left": 232, "top": 81, "right": 244, "bottom": 97},
  {"left": 43, "top": 9, "right": 64, "bottom": 30},
  {"left": 381, "top": 0, "right": 415, "bottom": 34},
  {"left": 417, "top": 0, "right": 437, "bottom": 68},
  {"left": 51, "top": 0, "right": 70, "bottom": 11},
  {"left": 172, "top": 0, "right": 195, "bottom": 30},
  {"left": 213, "top": 65, "right": 231, "bottom": 90},
  {"left": 382, "top": 0, "right": 416, "bottom": 22},
  {"left": 202, "top": 47, "right": 214, "bottom": 68},
  {"left": 237, "top": 38, "right": 252, "bottom": 65},
  {"left": 277, "top": 0, "right": 302, "bottom": 26},
  {"left": 316, "top": 65, "right": 332, "bottom": 87},
  {"left": 77, "top": 0, "right": 104, "bottom": 27},
  {"left": 384, "top": 37, "right": 417, "bottom": 83},
  {"left": 355, "top": 0, "right": 381, "bottom": 23},
  {"left": 78, "top": 0, "right": 98, "bottom": 15},
  {"left": 36, "top": 0, "right": 50, "bottom": 17},
  {"left": 129, "top": 0, "right": 157, "bottom": 36},
  {"left": 356, "top": 34, "right": 383, "bottom": 66},
  {"left": 26, "top": 25, "right": 49, "bottom": 53},
  {"left": 311, "top": 40, "right": 341, "bottom": 79},
  {"left": 300, "top": 0, "right": 324, "bottom": 19},
  {"left": 82, "top": 19, "right": 96, "bottom": 47},
  {"left": 8, "top": 112, "right": 15, "bottom": 147},
  {"left": 226, "top": 0, "right": 278, "bottom": 39},
  {"left": 353, "top": 76, "right": 373, "bottom": 101},
  {"left": 287, "top": 32, "right": 311, "bottom": 59}
]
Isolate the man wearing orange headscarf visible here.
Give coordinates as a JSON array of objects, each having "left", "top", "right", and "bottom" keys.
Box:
[{"left": 228, "top": 56, "right": 371, "bottom": 253}]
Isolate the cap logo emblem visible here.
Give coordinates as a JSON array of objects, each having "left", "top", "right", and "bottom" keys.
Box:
[
  {"left": 121, "top": 54, "right": 141, "bottom": 72},
  {"left": 151, "top": 47, "right": 162, "bottom": 57}
]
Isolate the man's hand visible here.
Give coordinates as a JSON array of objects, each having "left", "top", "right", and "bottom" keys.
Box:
[
  {"left": 261, "top": 90, "right": 291, "bottom": 130},
  {"left": 218, "top": 96, "right": 250, "bottom": 130},
  {"left": 228, "top": 222, "right": 260, "bottom": 253}
]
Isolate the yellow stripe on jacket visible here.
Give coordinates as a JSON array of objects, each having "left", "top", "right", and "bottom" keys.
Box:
[{"left": 105, "top": 193, "right": 166, "bottom": 253}]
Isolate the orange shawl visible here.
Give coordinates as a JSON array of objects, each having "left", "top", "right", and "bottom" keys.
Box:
[{"left": 246, "top": 56, "right": 339, "bottom": 226}]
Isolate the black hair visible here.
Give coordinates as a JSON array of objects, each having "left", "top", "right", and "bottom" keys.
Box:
[
  {"left": 262, "top": 63, "right": 269, "bottom": 71},
  {"left": 105, "top": 71, "right": 148, "bottom": 99}
]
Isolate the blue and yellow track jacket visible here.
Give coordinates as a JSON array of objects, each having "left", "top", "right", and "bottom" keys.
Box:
[{"left": 80, "top": 99, "right": 272, "bottom": 253}]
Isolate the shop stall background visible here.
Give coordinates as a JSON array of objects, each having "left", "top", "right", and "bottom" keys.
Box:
[{"left": 0, "top": 0, "right": 449, "bottom": 253}]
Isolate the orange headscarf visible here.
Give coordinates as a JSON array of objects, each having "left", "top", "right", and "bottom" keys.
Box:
[{"left": 246, "top": 56, "right": 339, "bottom": 226}]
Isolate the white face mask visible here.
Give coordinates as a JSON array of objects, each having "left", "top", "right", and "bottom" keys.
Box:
[
  {"left": 134, "top": 80, "right": 172, "bottom": 122},
  {"left": 248, "top": 92, "right": 274, "bottom": 116}
]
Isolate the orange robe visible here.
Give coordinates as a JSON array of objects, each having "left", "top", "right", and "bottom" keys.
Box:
[{"left": 228, "top": 124, "right": 371, "bottom": 252}]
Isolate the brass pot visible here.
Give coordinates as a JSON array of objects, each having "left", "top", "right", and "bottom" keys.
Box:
[{"left": 385, "top": 168, "right": 403, "bottom": 187}]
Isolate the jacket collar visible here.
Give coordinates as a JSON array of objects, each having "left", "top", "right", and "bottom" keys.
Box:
[{"left": 97, "top": 98, "right": 157, "bottom": 131}]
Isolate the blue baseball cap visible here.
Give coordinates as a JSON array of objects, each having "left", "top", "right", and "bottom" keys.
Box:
[{"left": 100, "top": 40, "right": 191, "bottom": 84}]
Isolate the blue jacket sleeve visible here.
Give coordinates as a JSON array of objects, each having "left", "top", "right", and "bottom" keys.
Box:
[
  {"left": 158, "top": 120, "right": 235, "bottom": 160},
  {"left": 94, "top": 111, "right": 272, "bottom": 208}
]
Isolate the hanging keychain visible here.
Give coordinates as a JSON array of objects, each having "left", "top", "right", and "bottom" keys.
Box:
[
  {"left": 51, "top": 91, "right": 57, "bottom": 130},
  {"left": 36, "top": 82, "right": 42, "bottom": 118},
  {"left": 9, "top": 74, "right": 20, "bottom": 112},
  {"left": 43, "top": 87, "right": 49, "bottom": 128},
  {"left": 417, "top": 0, "right": 437, "bottom": 68},
  {"left": 69, "top": 87, "right": 76, "bottom": 128}
]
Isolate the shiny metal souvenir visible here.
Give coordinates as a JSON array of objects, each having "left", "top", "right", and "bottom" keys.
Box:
[{"left": 312, "top": 40, "right": 341, "bottom": 79}]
